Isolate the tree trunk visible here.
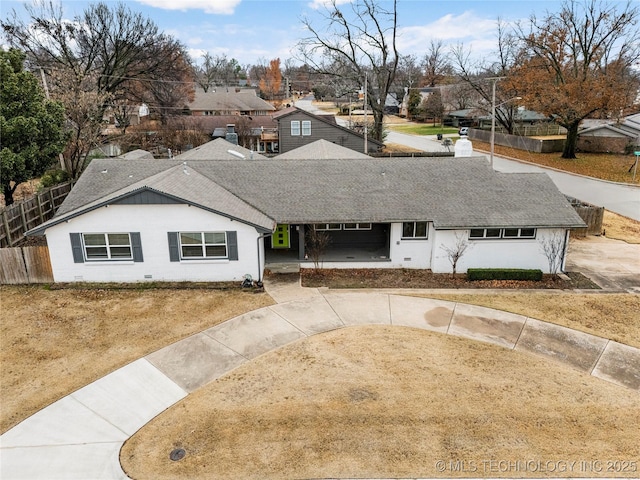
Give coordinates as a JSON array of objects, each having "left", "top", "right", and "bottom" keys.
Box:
[
  {"left": 3, "top": 183, "right": 16, "bottom": 206},
  {"left": 371, "top": 105, "right": 385, "bottom": 142},
  {"left": 562, "top": 121, "right": 580, "bottom": 159}
]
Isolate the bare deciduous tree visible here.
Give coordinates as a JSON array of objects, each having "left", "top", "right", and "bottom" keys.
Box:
[
  {"left": 298, "top": 0, "right": 399, "bottom": 142},
  {"left": 440, "top": 233, "right": 471, "bottom": 276},
  {"left": 2, "top": 1, "right": 191, "bottom": 177},
  {"left": 305, "top": 226, "right": 331, "bottom": 273},
  {"left": 539, "top": 232, "right": 566, "bottom": 278},
  {"left": 510, "top": 0, "right": 640, "bottom": 158},
  {"left": 422, "top": 39, "right": 453, "bottom": 87},
  {"left": 450, "top": 18, "right": 522, "bottom": 134},
  {"left": 194, "top": 53, "right": 243, "bottom": 92}
]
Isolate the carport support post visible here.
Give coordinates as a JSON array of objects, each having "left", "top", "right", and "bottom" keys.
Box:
[
  {"left": 256, "top": 232, "right": 272, "bottom": 284},
  {"left": 298, "top": 225, "right": 306, "bottom": 260}
]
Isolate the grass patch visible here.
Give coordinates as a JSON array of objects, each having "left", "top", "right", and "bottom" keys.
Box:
[
  {"left": 473, "top": 140, "right": 640, "bottom": 184},
  {"left": 387, "top": 123, "right": 458, "bottom": 136},
  {"left": 603, "top": 210, "right": 640, "bottom": 244},
  {"left": 121, "top": 326, "right": 640, "bottom": 479},
  {"left": 416, "top": 292, "right": 640, "bottom": 348},
  {"left": 0, "top": 286, "right": 274, "bottom": 433}
]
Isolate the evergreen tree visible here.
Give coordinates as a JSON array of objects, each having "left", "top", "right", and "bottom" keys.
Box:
[{"left": 1, "top": 49, "right": 66, "bottom": 205}]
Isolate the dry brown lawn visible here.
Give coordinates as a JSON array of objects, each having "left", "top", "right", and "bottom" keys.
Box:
[
  {"left": 473, "top": 140, "right": 639, "bottom": 185},
  {"left": 0, "top": 286, "right": 274, "bottom": 433},
  {"left": 417, "top": 293, "right": 640, "bottom": 349},
  {"left": 121, "top": 326, "right": 640, "bottom": 480},
  {"left": 603, "top": 210, "right": 640, "bottom": 244}
]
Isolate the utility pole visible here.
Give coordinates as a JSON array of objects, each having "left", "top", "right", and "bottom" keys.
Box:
[{"left": 363, "top": 74, "right": 368, "bottom": 154}]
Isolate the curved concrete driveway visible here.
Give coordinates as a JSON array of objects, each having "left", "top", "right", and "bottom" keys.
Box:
[{"left": 2, "top": 287, "right": 639, "bottom": 479}]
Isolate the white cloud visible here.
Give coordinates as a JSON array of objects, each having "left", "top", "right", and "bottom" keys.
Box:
[
  {"left": 397, "top": 11, "right": 498, "bottom": 55},
  {"left": 134, "top": 0, "right": 242, "bottom": 15},
  {"left": 307, "top": 0, "right": 351, "bottom": 10}
]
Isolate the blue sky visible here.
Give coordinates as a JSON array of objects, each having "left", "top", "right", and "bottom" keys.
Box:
[{"left": 1, "top": 0, "right": 583, "bottom": 66}]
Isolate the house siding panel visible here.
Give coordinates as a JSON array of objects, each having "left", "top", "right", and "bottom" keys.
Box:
[
  {"left": 278, "top": 111, "right": 376, "bottom": 154},
  {"left": 430, "top": 228, "right": 566, "bottom": 273},
  {"left": 46, "top": 204, "right": 263, "bottom": 282}
]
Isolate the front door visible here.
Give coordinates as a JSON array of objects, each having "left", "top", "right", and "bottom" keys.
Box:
[{"left": 271, "top": 224, "right": 290, "bottom": 249}]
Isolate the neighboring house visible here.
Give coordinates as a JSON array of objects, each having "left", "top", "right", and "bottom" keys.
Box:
[
  {"left": 27, "top": 141, "right": 585, "bottom": 283},
  {"left": 578, "top": 113, "right": 640, "bottom": 153},
  {"left": 168, "top": 115, "right": 279, "bottom": 153},
  {"left": 187, "top": 88, "right": 275, "bottom": 116},
  {"left": 399, "top": 87, "right": 438, "bottom": 118},
  {"left": 273, "top": 107, "right": 384, "bottom": 154},
  {"left": 443, "top": 108, "right": 479, "bottom": 128}
]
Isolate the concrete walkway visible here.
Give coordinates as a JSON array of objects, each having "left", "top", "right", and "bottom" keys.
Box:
[{"left": 2, "top": 283, "right": 639, "bottom": 479}]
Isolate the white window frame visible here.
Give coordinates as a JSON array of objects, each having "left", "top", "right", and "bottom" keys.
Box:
[
  {"left": 503, "top": 227, "right": 537, "bottom": 239},
  {"left": 469, "top": 228, "right": 537, "bottom": 240},
  {"left": 179, "top": 231, "right": 228, "bottom": 259},
  {"left": 291, "top": 120, "right": 301, "bottom": 136},
  {"left": 401, "top": 222, "right": 429, "bottom": 239},
  {"left": 301, "top": 120, "right": 311, "bottom": 136},
  {"left": 343, "top": 223, "right": 372, "bottom": 230},
  {"left": 313, "top": 223, "right": 342, "bottom": 231},
  {"left": 82, "top": 233, "right": 132, "bottom": 261}
]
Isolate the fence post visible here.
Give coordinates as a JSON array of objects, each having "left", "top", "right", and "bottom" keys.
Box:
[
  {"left": 19, "top": 202, "right": 28, "bottom": 234},
  {"left": 2, "top": 210, "right": 13, "bottom": 247},
  {"left": 36, "top": 193, "right": 44, "bottom": 223},
  {"left": 49, "top": 189, "right": 55, "bottom": 210}
]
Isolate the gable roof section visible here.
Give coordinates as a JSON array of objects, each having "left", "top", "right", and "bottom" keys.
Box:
[
  {"left": 174, "top": 138, "right": 268, "bottom": 160},
  {"left": 274, "top": 139, "right": 372, "bottom": 160},
  {"left": 274, "top": 106, "right": 384, "bottom": 147},
  {"left": 28, "top": 159, "right": 275, "bottom": 235},
  {"left": 118, "top": 149, "right": 154, "bottom": 160},
  {"left": 578, "top": 124, "right": 638, "bottom": 138}
]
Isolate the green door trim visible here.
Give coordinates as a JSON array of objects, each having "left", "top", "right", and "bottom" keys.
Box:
[{"left": 271, "top": 224, "right": 290, "bottom": 249}]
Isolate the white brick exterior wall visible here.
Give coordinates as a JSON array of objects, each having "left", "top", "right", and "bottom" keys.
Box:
[{"left": 45, "top": 204, "right": 264, "bottom": 283}]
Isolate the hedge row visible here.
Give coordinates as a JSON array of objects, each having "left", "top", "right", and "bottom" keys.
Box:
[{"left": 467, "top": 268, "right": 543, "bottom": 281}]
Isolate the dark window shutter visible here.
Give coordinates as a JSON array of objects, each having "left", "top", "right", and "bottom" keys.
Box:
[
  {"left": 131, "top": 232, "right": 143, "bottom": 262},
  {"left": 227, "top": 231, "right": 238, "bottom": 261},
  {"left": 70, "top": 233, "right": 84, "bottom": 263},
  {"left": 168, "top": 232, "right": 180, "bottom": 262}
]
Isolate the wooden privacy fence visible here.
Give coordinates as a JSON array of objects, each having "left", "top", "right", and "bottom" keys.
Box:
[
  {"left": 0, "top": 246, "right": 53, "bottom": 284},
  {"left": 0, "top": 182, "right": 73, "bottom": 247},
  {"left": 567, "top": 196, "right": 604, "bottom": 237}
]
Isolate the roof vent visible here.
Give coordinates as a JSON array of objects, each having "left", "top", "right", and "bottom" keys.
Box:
[{"left": 227, "top": 149, "right": 245, "bottom": 160}]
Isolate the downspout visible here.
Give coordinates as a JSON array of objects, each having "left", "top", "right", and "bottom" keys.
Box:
[
  {"left": 256, "top": 232, "right": 273, "bottom": 285},
  {"left": 561, "top": 229, "right": 570, "bottom": 272}
]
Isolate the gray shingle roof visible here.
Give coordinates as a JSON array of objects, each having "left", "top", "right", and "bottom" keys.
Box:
[
  {"left": 174, "top": 138, "right": 267, "bottom": 160},
  {"left": 29, "top": 155, "right": 585, "bottom": 235},
  {"left": 188, "top": 90, "right": 275, "bottom": 112},
  {"left": 118, "top": 149, "right": 154, "bottom": 160},
  {"left": 275, "top": 139, "right": 372, "bottom": 160}
]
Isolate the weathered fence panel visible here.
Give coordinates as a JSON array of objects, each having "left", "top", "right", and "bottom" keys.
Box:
[
  {"left": 23, "top": 246, "right": 54, "bottom": 283},
  {"left": 0, "top": 181, "right": 73, "bottom": 247},
  {"left": 0, "top": 246, "right": 54, "bottom": 284},
  {"left": 567, "top": 197, "right": 604, "bottom": 237},
  {"left": 0, "top": 248, "right": 29, "bottom": 284}
]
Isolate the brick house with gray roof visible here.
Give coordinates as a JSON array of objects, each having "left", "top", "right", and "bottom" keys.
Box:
[{"left": 27, "top": 141, "right": 584, "bottom": 283}]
